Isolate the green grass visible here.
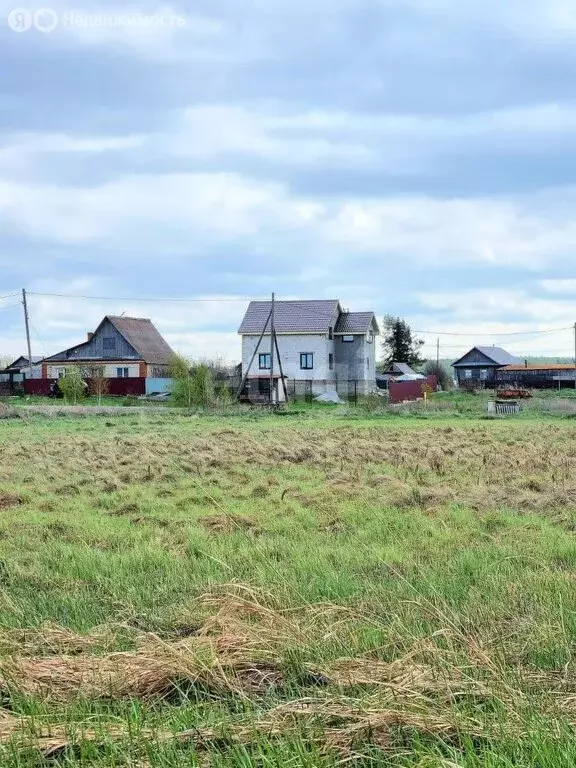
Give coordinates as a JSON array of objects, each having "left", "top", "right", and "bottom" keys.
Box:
[{"left": 2, "top": 410, "right": 576, "bottom": 764}]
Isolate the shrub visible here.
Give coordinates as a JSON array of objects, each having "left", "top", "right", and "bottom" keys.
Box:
[
  {"left": 422, "top": 361, "right": 454, "bottom": 390},
  {"left": 58, "top": 368, "right": 86, "bottom": 405},
  {"left": 170, "top": 356, "right": 216, "bottom": 408}
]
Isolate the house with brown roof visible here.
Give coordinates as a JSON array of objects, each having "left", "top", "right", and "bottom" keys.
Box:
[
  {"left": 40, "top": 316, "right": 175, "bottom": 389},
  {"left": 238, "top": 299, "right": 380, "bottom": 396}
]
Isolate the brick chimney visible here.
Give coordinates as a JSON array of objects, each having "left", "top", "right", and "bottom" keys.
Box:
[{"left": 87, "top": 332, "right": 94, "bottom": 341}]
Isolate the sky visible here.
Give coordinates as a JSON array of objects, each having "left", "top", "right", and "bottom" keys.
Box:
[{"left": 1, "top": 0, "right": 576, "bottom": 363}]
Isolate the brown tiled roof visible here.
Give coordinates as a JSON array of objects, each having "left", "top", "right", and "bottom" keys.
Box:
[
  {"left": 106, "top": 316, "right": 175, "bottom": 365},
  {"left": 504, "top": 364, "right": 576, "bottom": 371}
]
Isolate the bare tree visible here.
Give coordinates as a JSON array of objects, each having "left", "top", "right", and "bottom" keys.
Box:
[{"left": 82, "top": 365, "right": 109, "bottom": 405}]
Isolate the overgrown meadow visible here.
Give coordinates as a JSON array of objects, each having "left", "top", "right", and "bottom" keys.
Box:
[{"left": 1, "top": 409, "right": 576, "bottom": 765}]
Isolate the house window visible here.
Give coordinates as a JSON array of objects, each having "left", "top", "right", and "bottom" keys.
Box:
[
  {"left": 367, "top": 330, "right": 374, "bottom": 343},
  {"left": 300, "top": 353, "right": 314, "bottom": 370},
  {"left": 342, "top": 335, "right": 354, "bottom": 343},
  {"left": 329, "top": 353, "right": 334, "bottom": 371},
  {"left": 57, "top": 368, "right": 65, "bottom": 379},
  {"left": 103, "top": 337, "right": 116, "bottom": 351},
  {"left": 464, "top": 369, "right": 472, "bottom": 379},
  {"left": 117, "top": 367, "right": 129, "bottom": 378},
  {"left": 328, "top": 327, "right": 334, "bottom": 340},
  {"left": 480, "top": 369, "right": 488, "bottom": 380},
  {"left": 367, "top": 357, "right": 370, "bottom": 369},
  {"left": 259, "top": 353, "right": 271, "bottom": 370}
]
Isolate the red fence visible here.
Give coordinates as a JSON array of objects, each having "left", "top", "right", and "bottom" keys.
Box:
[
  {"left": 24, "top": 378, "right": 146, "bottom": 397},
  {"left": 388, "top": 375, "right": 437, "bottom": 404}
]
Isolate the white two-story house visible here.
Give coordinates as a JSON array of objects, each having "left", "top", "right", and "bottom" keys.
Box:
[{"left": 238, "top": 299, "right": 380, "bottom": 398}]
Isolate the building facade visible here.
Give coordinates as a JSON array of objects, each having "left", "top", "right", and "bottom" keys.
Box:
[
  {"left": 452, "top": 346, "right": 520, "bottom": 386},
  {"left": 238, "top": 299, "right": 379, "bottom": 397},
  {"left": 39, "top": 316, "right": 175, "bottom": 395}
]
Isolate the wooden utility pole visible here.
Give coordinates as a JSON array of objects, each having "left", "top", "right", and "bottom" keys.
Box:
[
  {"left": 235, "top": 306, "right": 273, "bottom": 400},
  {"left": 21, "top": 289, "right": 33, "bottom": 375},
  {"left": 269, "top": 292, "right": 275, "bottom": 403},
  {"left": 436, "top": 337, "right": 440, "bottom": 368},
  {"left": 573, "top": 322, "right": 576, "bottom": 390},
  {"left": 274, "top": 330, "right": 288, "bottom": 402}
]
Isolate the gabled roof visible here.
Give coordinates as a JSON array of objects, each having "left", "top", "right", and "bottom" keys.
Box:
[
  {"left": 238, "top": 300, "right": 341, "bottom": 334},
  {"left": 106, "top": 316, "right": 175, "bottom": 365},
  {"left": 383, "top": 362, "right": 417, "bottom": 376},
  {"left": 3, "top": 355, "right": 43, "bottom": 371},
  {"left": 334, "top": 312, "right": 379, "bottom": 335},
  {"left": 43, "top": 316, "right": 175, "bottom": 366},
  {"left": 452, "top": 346, "right": 520, "bottom": 368}
]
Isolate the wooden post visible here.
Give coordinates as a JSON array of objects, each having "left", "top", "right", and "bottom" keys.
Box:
[
  {"left": 235, "top": 306, "right": 273, "bottom": 400},
  {"left": 21, "top": 289, "right": 33, "bottom": 376},
  {"left": 269, "top": 292, "right": 275, "bottom": 404},
  {"left": 273, "top": 328, "right": 288, "bottom": 402}
]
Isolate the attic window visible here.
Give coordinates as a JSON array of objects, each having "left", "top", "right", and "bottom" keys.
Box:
[
  {"left": 342, "top": 335, "right": 354, "bottom": 343},
  {"left": 103, "top": 337, "right": 116, "bottom": 351}
]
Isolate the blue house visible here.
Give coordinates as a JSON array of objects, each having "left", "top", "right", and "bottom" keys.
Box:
[{"left": 452, "top": 346, "right": 520, "bottom": 386}]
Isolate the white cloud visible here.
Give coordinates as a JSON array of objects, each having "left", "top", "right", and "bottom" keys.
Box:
[{"left": 540, "top": 279, "right": 576, "bottom": 294}]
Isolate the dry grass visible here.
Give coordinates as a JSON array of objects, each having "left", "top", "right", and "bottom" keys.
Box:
[{"left": 2, "top": 415, "right": 576, "bottom": 764}]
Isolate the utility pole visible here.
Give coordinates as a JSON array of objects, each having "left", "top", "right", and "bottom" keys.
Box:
[
  {"left": 436, "top": 337, "right": 440, "bottom": 368},
  {"left": 21, "top": 289, "right": 33, "bottom": 376},
  {"left": 573, "top": 322, "right": 576, "bottom": 390},
  {"left": 269, "top": 292, "right": 275, "bottom": 404}
]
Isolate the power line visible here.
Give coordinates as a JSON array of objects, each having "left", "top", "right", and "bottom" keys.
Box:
[
  {"left": 413, "top": 326, "right": 572, "bottom": 337},
  {"left": 22, "top": 290, "right": 576, "bottom": 344},
  {"left": 0, "top": 303, "right": 21, "bottom": 311},
  {"left": 26, "top": 292, "right": 256, "bottom": 303},
  {"left": 0, "top": 293, "right": 19, "bottom": 301}
]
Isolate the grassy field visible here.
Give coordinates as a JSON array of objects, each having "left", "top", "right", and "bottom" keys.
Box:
[{"left": 2, "top": 409, "right": 576, "bottom": 765}]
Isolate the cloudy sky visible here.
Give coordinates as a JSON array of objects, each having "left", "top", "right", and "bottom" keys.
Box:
[{"left": 1, "top": 0, "right": 576, "bottom": 363}]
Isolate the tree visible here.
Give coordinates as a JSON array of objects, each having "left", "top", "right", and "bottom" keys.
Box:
[
  {"left": 82, "top": 365, "right": 109, "bottom": 405},
  {"left": 380, "top": 316, "right": 425, "bottom": 368},
  {"left": 422, "top": 360, "right": 453, "bottom": 390},
  {"left": 58, "top": 367, "right": 86, "bottom": 405},
  {"left": 170, "top": 355, "right": 216, "bottom": 408}
]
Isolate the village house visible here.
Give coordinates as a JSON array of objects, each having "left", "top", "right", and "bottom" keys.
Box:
[
  {"left": 39, "top": 316, "right": 175, "bottom": 395},
  {"left": 452, "top": 346, "right": 520, "bottom": 386},
  {"left": 238, "top": 299, "right": 380, "bottom": 398},
  {"left": 0, "top": 356, "right": 43, "bottom": 395}
]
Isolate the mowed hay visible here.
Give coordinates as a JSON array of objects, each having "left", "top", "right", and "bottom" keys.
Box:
[{"left": 0, "top": 587, "right": 555, "bottom": 707}]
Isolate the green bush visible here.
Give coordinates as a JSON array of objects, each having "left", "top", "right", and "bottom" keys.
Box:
[
  {"left": 170, "top": 356, "right": 216, "bottom": 408},
  {"left": 57, "top": 368, "right": 86, "bottom": 405}
]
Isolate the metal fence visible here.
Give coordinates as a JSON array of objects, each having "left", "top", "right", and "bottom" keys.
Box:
[{"left": 286, "top": 379, "right": 359, "bottom": 404}]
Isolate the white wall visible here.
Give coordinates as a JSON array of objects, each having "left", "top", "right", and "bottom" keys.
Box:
[
  {"left": 242, "top": 334, "right": 336, "bottom": 381},
  {"left": 47, "top": 363, "right": 140, "bottom": 378}
]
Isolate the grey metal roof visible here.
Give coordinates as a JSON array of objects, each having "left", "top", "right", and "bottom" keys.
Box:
[
  {"left": 387, "top": 362, "right": 416, "bottom": 375},
  {"left": 238, "top": 300, "right": 341, "bottom": 334},
  {"left": 3, "top": 355, "right": 43, "bottom": 371},
  {"left": 452, "top": 346, "right": 520, "bottom": 367},
  {"left": 334, "top": 312, "right": 378, "bottom": 335},
  {"left": 106, "top": 316, "right": 175, "bottom": 365}
]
